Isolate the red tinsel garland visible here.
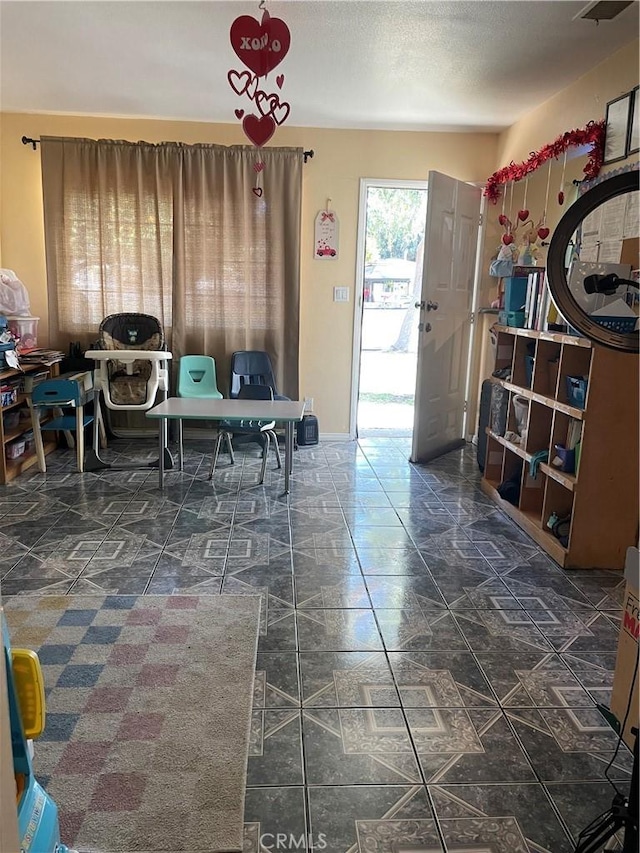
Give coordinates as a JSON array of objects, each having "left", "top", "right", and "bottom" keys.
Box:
[{"left": 484, "top": 120, "right": 606, "bottom": 203}]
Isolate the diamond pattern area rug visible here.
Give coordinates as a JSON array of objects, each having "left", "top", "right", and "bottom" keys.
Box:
[{"left": 4, "top": 594, "right": 261, "bottom": 852}]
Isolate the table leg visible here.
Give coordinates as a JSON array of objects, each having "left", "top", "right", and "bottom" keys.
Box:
[
  {"left": 178, "top": 419, "right": 184, "bottom": 472},
  {"left": 158, "top": 418, "right": 165, "bottom": 489},
  {"left": 283, "top": 421, "right": 293, "bottom": 495}
]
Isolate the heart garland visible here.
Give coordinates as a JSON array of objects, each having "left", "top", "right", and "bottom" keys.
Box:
[{"left": 227, "top": 2, "right": 294, "bottom": 197}]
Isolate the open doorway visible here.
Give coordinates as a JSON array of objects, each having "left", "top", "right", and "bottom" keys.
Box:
[{"left": 352, "top": 180, "right": 427, "bottom": 437}]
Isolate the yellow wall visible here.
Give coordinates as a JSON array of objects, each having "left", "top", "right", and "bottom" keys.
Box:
[
  {"left": 0, "top": 113, "right": 497, "bottom": 434},
  {"left": 497, "top": 39, "right": 639, "bottom": 167}
]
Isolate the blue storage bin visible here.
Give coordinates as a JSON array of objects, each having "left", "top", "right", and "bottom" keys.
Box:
[
  {"left": 503, "top": 277, "right": 528, "bottom": 313},
  {"left": 507, "top": 311, "right": 526, "bottom": 328},
  {"left": 566, "top": 375, "right": 588, "bottom": 408},
  {"left": 553, "top": 444, "right": 576, "bottom": 474}
]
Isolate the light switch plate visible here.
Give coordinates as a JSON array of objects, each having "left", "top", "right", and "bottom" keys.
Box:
[{"left": 334, "top": 286, "right": 349, "bottom": 302}]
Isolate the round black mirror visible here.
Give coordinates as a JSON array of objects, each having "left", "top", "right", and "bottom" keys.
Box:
[{"left": 547, "top": 170, "right": 639, "bottom": 353}]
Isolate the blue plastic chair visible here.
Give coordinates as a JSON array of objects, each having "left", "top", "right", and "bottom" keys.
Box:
[
  {"left": 229, "top": 351, "right": 290, "bottom": 401},
  {"left": 178, "top": 356, "right": 223, "bottom": 399},
  {"left": 31, "top": 379, "right": 94, "bottom": 473}
]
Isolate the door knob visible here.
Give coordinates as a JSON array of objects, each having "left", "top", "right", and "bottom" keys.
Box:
[
  {"left": 426, "top": 301, "right": 439, "bottom": 311},
  {"left": 415, "top": 300, "right": 425, "bottom": 310},
  {"left": 418, "top": 322, "right": 432, "bottom": 333}
]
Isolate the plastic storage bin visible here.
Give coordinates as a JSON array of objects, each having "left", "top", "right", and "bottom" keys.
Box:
[
  {"left": 2, "top": 410, "right": 20, "bottom": 431},
  {"left": 7, "top": 316, "right": 39, "bottom": 352},
  {"left": 566, "top": 376, "right": 588, "bottom": 409},
  {"left": 6, "top": 438, "right": 26, "bottom": 460},
  {"left": 507, "top": 311, "right": 526, "bottom": 328}
]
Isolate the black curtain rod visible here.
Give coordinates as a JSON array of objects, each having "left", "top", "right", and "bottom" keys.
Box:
[{"left": 22, "top": 136, "right": 315, "bottom": 162}]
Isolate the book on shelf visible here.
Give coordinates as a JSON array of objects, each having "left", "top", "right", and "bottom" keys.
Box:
[
  {"left": 19, "top": 348, "right": 65, "bottom": 366},
  {"left": 524, "top": 269, "right": 549, "bottom": 330}
]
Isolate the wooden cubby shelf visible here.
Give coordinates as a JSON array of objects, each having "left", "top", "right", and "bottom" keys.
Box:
[
  {"left": 480, "top": 327, "right": 639, "bottom": 570},
  {"left": 0, "top": 362, "right": 60, "bottom": 484}
]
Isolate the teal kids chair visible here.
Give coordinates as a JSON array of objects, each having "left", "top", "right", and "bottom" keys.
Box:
[
  {"left": 30, "top": 378, "right": 95, "bottom": 473},
  {"left": 178, "top": 356, "right": 223, "bottom": 400}
]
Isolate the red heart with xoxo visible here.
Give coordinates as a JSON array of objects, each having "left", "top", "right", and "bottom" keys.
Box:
[
  {"left": 230, "top": 11, "right": 291, "bottom": 77},
  {"left": 243, "top": 114, "right": 276, "bottom": 147}
]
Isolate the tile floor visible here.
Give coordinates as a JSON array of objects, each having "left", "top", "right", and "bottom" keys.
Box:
[{"left": 0, "top": 434, "right": 632, "bottom": 853}]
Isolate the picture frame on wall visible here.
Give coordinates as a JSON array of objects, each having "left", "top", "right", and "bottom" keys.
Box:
[
  {"left": 628, "top": 86, "right": 639, "bottom": 156},
  {"left": 603, "top": 92, "right": 632, "bottom": 164}
]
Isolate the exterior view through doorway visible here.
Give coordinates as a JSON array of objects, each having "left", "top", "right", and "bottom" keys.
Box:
[{"left": 353, "top": 181, "right": 427, "bottom": 436}]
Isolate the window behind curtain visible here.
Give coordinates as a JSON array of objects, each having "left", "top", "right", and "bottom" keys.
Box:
[{"left": 41, "top": 137, "right": 302, "bottom": 397}]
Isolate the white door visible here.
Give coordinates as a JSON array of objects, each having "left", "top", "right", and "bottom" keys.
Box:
[{"left": 411, "top": 171, "right": 482, "bottom": 463}]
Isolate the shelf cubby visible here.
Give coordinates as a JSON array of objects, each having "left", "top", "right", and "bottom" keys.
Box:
[
  {"left": 533, "top": 339, "right": 562, "bottom": 399},
  {"left": 525, "top": 401, "right": 553, "bottom": 456},
  {"left": 520, "top": 468, "right": 546, "bottom": 518},
  {"left": 512, "top": 335, "right": 536, "bottom": 389}
]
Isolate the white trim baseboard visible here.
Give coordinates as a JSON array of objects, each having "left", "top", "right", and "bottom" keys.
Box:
[{"left": 319, "top": 433, "right": 353, "bottom": 442}]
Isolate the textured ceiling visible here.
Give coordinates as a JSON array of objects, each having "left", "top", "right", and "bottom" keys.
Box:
[{"left": 1, "top": 1, "right": 638, "bottom": 132}]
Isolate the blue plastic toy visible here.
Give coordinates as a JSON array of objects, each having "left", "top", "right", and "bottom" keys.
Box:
[{"left": 3, "top": 615, "right": 75, "bottom": 853}]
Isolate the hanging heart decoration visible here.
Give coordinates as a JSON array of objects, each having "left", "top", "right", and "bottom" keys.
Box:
[
  {"left": 243, "top": 113, "right": 276, "bottom": 147},
  {"left": 517, "top": 209, "right": 529, "bottom": 222},
  {"left": 228, "top": 3, "right": 294, "bottom": 196},
  {"left": 502, "top": 234, "right": 514, "bottom": 245},
  {"left": 558, "top": 191, "right": 565, "bottom": 205},
  {"left": 230, "top": 9, "right": 290, "bottom": 77},
  {"left": 228, "top": 69, "right": 253, "bottom": 96},
  {"left": 498, "top": 214, "right": 507, "bottom": 226},
  {"left": 537, "top": 227, "right": 550, "bottom": 240}
]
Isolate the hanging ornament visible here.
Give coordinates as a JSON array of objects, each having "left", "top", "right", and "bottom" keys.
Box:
[
  {"left": 537, "top": 159, "right": 553, "bottom": 241},
  {"left": 227, "top": 0, "right": 293, "bottom": 185},
  {"left": 230, "top": 4, "right": 290, "bottom": 77},
  {"left": 252, "top": 157, "right": 265, "bottom": 197},
  {"left": 558, "top": 149, "right": 568, "bottom": 205},
  {"left": 517, "top": 177, "right": 529, "bottom": 221}
]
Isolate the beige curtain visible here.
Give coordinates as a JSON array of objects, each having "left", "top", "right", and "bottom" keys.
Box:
[{"left": 41, "top": 137, "right": 302, "bottom": 397}]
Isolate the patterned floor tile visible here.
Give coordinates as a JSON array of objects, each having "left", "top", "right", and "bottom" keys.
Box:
[
  {"left": 430, "top": 783, "right": 574, "bottom": 852},
  {"left": 506, "top": 706, "right": 633, "bottom": 782},
  {"left": 307, "top": 785, "right": 437, "bottom": 853},
  {"left": 244, "top": 787, "right": 308, "bottom": 852},
  {"left": 299, "top": 651, "right": 399, "bottom": 708},
  {"left": 296, "top": 610, "right": 383, "bottom": 651},
  {"left": 303, "top": 708, "right": 422, "bottom": 785}
]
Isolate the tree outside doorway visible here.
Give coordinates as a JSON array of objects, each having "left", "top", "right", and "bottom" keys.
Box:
[{"left": 357, "top": 186, "right": 427, "bottom": 434}]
